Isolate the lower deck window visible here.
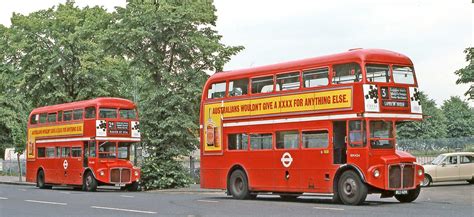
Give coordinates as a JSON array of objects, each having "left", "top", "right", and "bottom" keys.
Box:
[
  {"left": 302, "top": 130, "right": 329, "bottom": 148},
  {"left": 250, "top": 133, "right": 272, "bottom": 150},
  {"left": 276, "top": 130, "right": 299, "bottom": 149},
  {"left": 228, "top": 133, "right": 248, "bottom": 150}
]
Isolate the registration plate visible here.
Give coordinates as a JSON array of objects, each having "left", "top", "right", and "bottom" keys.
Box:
[
  {"left": 395, "top": 190, "right": 408, "bottom": 195},
  {"left": 115, "top": 184, "right": 126, "bottom": 187}
]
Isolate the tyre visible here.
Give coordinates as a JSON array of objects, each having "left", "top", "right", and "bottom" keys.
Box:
[
  {"left": 337, "top": 170, "right": 368, "bottom": 205},
  {"left": 126, "top": 181, "right": 140, "bottom": 191},
  {"left": 467, "top": 178, "right": 474, "bottom": 184},
  {"left": 395, "top": 186, "right": 421, "bottom": 203},
  {"left": 421, "top": 174, "right": 432, "bottom": 187},
  {"left": 83, "top": 172, "right": 97, "bottom": 192},
  {"left": 228, "top": 169, "right": 252, "bottom": 199},
  {"left": 37, "top": 170, "right": 52, "bottom": 189}
]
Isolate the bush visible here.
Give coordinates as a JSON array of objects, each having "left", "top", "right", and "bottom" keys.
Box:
[{"left": 140, "top": 155, "right": 192, "bottom": 190}]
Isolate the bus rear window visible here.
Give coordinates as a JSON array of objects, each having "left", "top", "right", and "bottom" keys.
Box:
[
  {"left": 99, "top": 108, "right": 117, "bottom": 118},
  {"left": 120, "top": 109, "right": 137, "bottom": 119},
  {"left": 332, "top": 63, "right": 362, "bottom": 84},
  {"left": 393, "top": 66, "right": 415, "bottom": 84},
  {"left": 207, "top": 82, "right": 226, "bottom": 99},
  {"left": 366, "top": 64, "right": 390, "bottom": 83}
]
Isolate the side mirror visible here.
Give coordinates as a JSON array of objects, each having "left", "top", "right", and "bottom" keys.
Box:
[{"left": 441, "top": 162, "right": 446, "bottom": 167}]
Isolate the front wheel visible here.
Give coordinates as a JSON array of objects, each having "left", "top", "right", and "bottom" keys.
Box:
[
  {"left": 228, "top": 170, "right": 252, "bottom": 199},
  {"left": 395, "top": 186, "right": 421, "bottom": 203},
  {"left": 83, "top": 172, "right": 97, "bottom": 192},
  {"left": 467, "top": 178, "right": 474, "bottom": 184},
  {"left": 337, "top": 170, "right": 367, "bottom": 205},
  {"left": 421, "top": 175, "right": 432, "bottom": 187},
  {"left": 126, "top": 182, "right": 140, "bottom": 191}
]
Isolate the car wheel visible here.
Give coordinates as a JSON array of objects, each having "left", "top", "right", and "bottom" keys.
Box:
[
  {"left": 126, "top": 182, "right": 141, "bottom": 191},
  {"left": 337, "top": 170, "right": 368, "bottom": 205},
  {"left": 421, "top": 175, "right": 432, "bottom": 187},
  {"left": 83, "top": 172, "right": 97, "bottom": 192},
  {"left": 228, "top": 169, "right": 252, "bottom": 199},
  {"left": 467, "top": 178, "right": 474, "bottom": 184},
  {"left": 395, "top": 186, "right": 421, "bottom": 203}
]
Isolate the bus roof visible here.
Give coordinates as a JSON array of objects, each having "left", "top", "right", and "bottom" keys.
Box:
[
  {"left": 30, "top": 97, "right": 136, "bottom": 114},
  {"left": 208, "top": 48, "right": 413, "bottom": 82}
]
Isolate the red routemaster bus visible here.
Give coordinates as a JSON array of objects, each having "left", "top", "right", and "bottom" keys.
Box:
[
  {"left": 200, "top": 49, "right": 425, "bottom": 205},
  {"left": 26, "top": 97, "right": 141, "bottom": 191}
]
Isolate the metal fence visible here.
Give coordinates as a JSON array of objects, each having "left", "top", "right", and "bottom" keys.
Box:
[
  {"left": 1, "top": 160, "right": 26, "bottom": 176},
  {"left": 397, "top": 136, "right": 474, "bottom": 153}
]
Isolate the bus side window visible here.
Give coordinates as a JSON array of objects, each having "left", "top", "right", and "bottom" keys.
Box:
[
  {"left": 85, "top": 107, "right": 96, "bottom": 119},
  {"left": 63, "top": 111, "right": 72, "bottom": 121},
  {"left": 349, "top": 120, "right": 366, "bottom": 147},
  {"left": 276, "top": 130, "right": 299, "bottom": 149},
  {"left": 58, "top": 111, "right": 63, "bottom": 122},
  {"left": 251, "top": 76, "right": 274, "bottom": 94},
  {"left": 332, "top": 63, "right": 362, "bottom": 84},
  {"left": 71, "top": 147, "right": 81, "bottom": 158},
  {"left": 276, "top": 72, "right": 300, "bottom": 91},
  {"left": 56, "top": 147, "right": 61, "bottom": 157},
  {"left": 37, "top": 147, "right": 45, "bottom": 158},
  {"left": 228, "top": 79, "right": 249, "bottom": 97},
  {"left": 61, "top": 147, "right": 71, "bottom": 158},
  {"left": 302, "top": 130, "right": 329, "bottom": 148},
  {"left": 207, "top": 82, "right": 226, "bottom": 99},
  {"left": 39, "top": 113, "right": 47, "bottom": 124},
  {"left": 250, "top": 133, "right": 273, "bottom": 150},
  {"left": 73, "top": 109, "right": 83, "bottom": 120},
  {"left": 303, "top": 68, "right": 329, "bottom": 87},
  {"left": 89, "top": 141, "right": 96, "bottom": 158},
  {"left": 228, "top": 133, "right": 248, "bottom": 150},
  {"left": 30, "top": 114, "right": 38, "bottom": 125},
  {"left": 47, "top": 113, "right": 57, "bottom": 123}
]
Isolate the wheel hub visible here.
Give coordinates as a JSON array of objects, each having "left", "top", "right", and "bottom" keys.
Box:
[{"left": 343, "top": 178, "right": 357, "bottom": 197}]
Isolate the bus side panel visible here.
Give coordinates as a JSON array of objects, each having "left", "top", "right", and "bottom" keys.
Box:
[
  {"left": 200, "top": 155, "right": 226, "bottom": 189},
  {"left": 26, "top": 159, "right": 36, "bottom": 183}
]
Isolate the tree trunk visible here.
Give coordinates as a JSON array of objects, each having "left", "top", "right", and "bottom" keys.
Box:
[{"left": 17, "top": 153, "right": 22, "bottom": 182}]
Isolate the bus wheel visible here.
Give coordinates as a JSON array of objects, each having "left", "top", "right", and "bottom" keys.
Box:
[
  {"left": 37, "top": 170, "right": 48, "bottom": 189},
  {"left": 337, "top": 170, "right": 367, "bottom": 205},
  {"left": 395, "top": 186, "right": 420, "bottom": 203},
  {"left": 229, "top": 170, "right": 252, "bottom": 199},
  {"left": 83, "top": 172, "right": 97, "bottom": 192},
  {"left": 126, "top": 182, "right": 140, "bottom": 191}
]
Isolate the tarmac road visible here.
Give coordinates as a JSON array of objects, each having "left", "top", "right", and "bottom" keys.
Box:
[{"left": 0, "top": 182, "right": 472, "bottom": 217}]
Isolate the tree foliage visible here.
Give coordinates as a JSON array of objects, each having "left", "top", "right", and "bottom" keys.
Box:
[
  {"left": 397, "top": 92, "right": 447, "bottom": 139},
  {"left": 105, "top": 0, "right": 243, "bottom": 189},
  {"left": 441, "top": 96, "right": 474, "bottom": 138},
  {"left": 454, "top": 47, "right": 473, "bottom": 97}
]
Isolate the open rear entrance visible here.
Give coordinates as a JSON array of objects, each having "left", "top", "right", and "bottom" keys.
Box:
[{"left": 333, "top": 121, "right": 347, "bottom": 164}]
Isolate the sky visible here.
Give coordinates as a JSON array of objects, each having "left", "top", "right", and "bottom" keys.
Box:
[{"left": 0, "top": 0, "right": 472, "bottom": 106}]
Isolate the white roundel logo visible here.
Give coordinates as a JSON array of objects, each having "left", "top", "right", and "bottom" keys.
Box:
[
  {"left": 280, "top": 152, "right": 293, "bottom": 168},
  {"left": 63, "top": 160, "right": 69, "bottom": 170}
]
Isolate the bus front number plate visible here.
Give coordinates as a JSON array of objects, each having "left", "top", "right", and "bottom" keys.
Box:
[
  {"left": 395, "top": 190, "right": 408, "bottom": 195},
  {"left": 115, "top": 184, "right": 126, "bottom": 187}
]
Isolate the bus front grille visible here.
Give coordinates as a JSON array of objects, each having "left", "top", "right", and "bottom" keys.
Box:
[
  {"left": 388, "top": 164, "right": 415, "bottom": 189},
  {"left": 110, "top": 168, "right": 131, "bottom": 184}
]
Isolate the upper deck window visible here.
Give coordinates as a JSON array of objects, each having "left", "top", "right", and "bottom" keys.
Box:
[
  {"left": 120, "top": 109, "right": 137, "bottom": 119},
  {"left": 99, "top": 108, "right": 117, "bottom": 119},
  {"left": 366, "top": 64, "right": 390, "bottom": 83},
  {"left": 303, "top": 68, "right": 329, "bottom": 87},
  {"left": 207, "top": 82, "right": 226, "bottom": 99},
  {"left": 39, "top": 113, "right": 47, "bottom": 124},
  {"left": 251, "top": 76, "right": 274, "bottom": 94},
  {"left": 85, "top": 107, "right": 96, "bottom": 119},
  {"left": 276, "top": 72, "right": 300, "bottom": 91},
  {"left": 73, "top": 109, "right": 83, "bottom": 120},
  {"left": 63, "top": 111, "right": 72, "bottom": 121},
  {"left": 332, "top": 63, "right": 362, "bottom": 84},
  {"left": 228, "top": 79, "right": 249, "bottom": 97},
  {"left": 58, "top": 111, "right": 63, "bottom": 122},
  {"left": 47, "top": 113, "right": 57, "bottom": 123},
  {"left": 393, "top": 66, "right": 415, "bottom": 84}
]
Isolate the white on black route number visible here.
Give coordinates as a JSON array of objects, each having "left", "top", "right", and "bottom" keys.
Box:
[
  {"left": 281, "top": 152, "right": 293, "bottom": 168},
  {"left": 63, "top": 159, "right": 68, "bottom": 170}
]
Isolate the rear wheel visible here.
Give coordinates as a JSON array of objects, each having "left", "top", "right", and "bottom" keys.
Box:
[
  {"left": 467, "top": 178, "right": 474, "bottom": 184},
  {"left": 37, "top": 170, "right": 52, "bottom": 189},
  {"left": 337, "top": 170, "right": 367, "bottom": 205},
  {"left": 421, "top": 175, "right": 432, "bottom": 187},
  {"left": 228, "top": 170, "right": 252, "bottom": 199},
  {"left": 395, "top": 186, "right": 421, "bottom": 203},
  {"left": 83, "top": 172, "right": 97, "bottom": 192}
]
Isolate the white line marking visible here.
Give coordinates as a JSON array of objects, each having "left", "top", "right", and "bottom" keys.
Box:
[
  {"left": 91, "top": 206, "right": 156, "bottom": 214},
  {"left": 25, "top": 200, "right": 67, "bottom": 206},
  {"left": 18, "top": 189, "right": 27, "bottom": 192},
  {"left": 313, "top": 206, "right": 344, "bottom": 211},
  {"left": 197, "top": 199, "right": 219, "bottom": 203},
  {"left": 120, "top": 195, "right": 135, "bottom": 198},
  {"left": 0, "top": 197, "right": 8, "bottom": 200},
  {"left": 59, "top": 192, "right": 71, "bottom": 194}
]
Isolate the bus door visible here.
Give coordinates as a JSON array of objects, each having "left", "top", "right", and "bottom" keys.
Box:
[
  {"left": 333, "top": 121, "right": 347, "bottom": 164},
  {"left": 84, "top": 141, "right": 97, "bottom": 170},
  {"left": 346, "top": 120, "right": 367, "bottom": 168}
]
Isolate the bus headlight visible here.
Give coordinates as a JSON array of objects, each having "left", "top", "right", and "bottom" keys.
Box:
[
  {"left": 418, "top": 169, "right": 423, "bottom": 176},
  {"left": 374, "top": 169, "right": 380, "bottom": 178},
  {"left": 99, "top": 170, "right": 105, "bottom": 176},
  {"left": 134, "top": 171, "right": 139, "bottom": 176}
]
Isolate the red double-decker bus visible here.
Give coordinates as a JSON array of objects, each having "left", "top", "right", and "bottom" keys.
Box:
[
  {"left": 26, "top": 97, "right": 141, "bottom": 191},
  {"left": 199, "top": 49, "right": 425, "bottom": 205}
]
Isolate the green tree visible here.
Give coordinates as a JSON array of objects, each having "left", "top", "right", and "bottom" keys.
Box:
[
  {"left": 5, "top": 1, "right": 126, "bottom": 107},
  {"left": 108, "top": 0, "right": 243, "bottom": 189},
  {"left": 454, "top": 47, "right": 473, "bottom": 97},
  {"left": 441, "top": 96, "right": 474, "bottom": 138},
  {"left": 397, "top": 92, "right": 447, "bottom": 139}
]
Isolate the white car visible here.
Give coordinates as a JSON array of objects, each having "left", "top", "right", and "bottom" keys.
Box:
[{"left": 422, "top": 152, "right": 474, "bottom": 187}]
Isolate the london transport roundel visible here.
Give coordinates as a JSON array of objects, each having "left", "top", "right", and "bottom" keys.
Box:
[
  {"left": 63, "top": 159, "right": 68, "bottom": 170},
  {"left": 280, "top": 152, "right": 293, "bottom": 168}
]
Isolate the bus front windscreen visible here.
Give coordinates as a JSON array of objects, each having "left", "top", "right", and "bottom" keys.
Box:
[{"left": 369, "top": 120, "right": 395, "bottom": 149}]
